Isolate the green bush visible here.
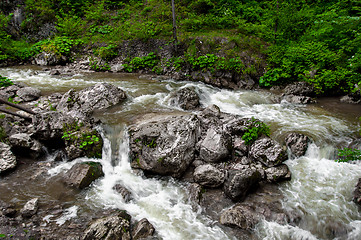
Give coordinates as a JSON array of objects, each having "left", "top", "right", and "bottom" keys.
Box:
[
  {"left": 124, "top": 52, "right": 159, "bottom": 72},
  {"left": 0, "top": 75, "right": 13, "bottom": 88},
  {"left": 242, "top": 117, "right": 270, "bottom": 145},
  {"left": 336, "top": 148, "right": 361, "bottom": 162}
]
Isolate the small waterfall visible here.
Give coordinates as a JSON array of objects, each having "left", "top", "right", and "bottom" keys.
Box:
[{"left": 82, "top": 125, "right": 234, "bottom": 240}]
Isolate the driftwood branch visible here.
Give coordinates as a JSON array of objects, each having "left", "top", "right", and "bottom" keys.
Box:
[
  {"left": 0, "top": 108, "right": 32, "bottom": 120},
  {"left": 0, "top": 98, "right": 35, "bottom": 115}
]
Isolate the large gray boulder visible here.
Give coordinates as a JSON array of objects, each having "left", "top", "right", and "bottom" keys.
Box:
[
  {"left": 8, "top": 133, "right": 43, "bottom": 157},
  {"left": 33, "top": 111, "right": 77, "bottom": 141},
  {"left": 0, "top": 142, "right": 17, "bottom": 174},
  {"left": 223, "top": 165, "right": 262, "bottom": 201},
  {"left": 249, "top": 137, "right": 287, "bottom": 167},
  {"left": 193, "top": 164, "right": 226, "bottom": 188},
  {"left": 129, "top": 114, "right": 200, "bottom": 178},
  {"left": 169, "top": 87, "right": 200, "bottom": 110},
  {"left": 198, "top": 127, "right": 232, "bottom": 163},
  {"left": 285, "top": 133, "right": 310, "bottom": 157},
  {"left": 57, "top": 83, "right": 126, "bottom": 119},
  {"left": 17, "top": 87, "right": 41, "bottom": 102},
  {"left": 64, "top": 162, "right": 104, "bottom": 189},
  {"left": 82, "top": 211, "right": 131, "bottom": 240}
]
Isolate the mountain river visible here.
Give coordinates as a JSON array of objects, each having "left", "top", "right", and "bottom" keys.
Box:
[{"left": 0, "top": 66, "right": 361, "bottom": 240}]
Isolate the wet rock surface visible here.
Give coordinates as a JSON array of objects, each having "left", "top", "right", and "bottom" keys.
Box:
[
  {"left": 131, "top": 218, "right": 156, "bottom": 240},
  {"left": 20, "top": 198, "right": 39, "bottom": 218},
  {"left": 82, "top": 211, "right": 131, "bottom": 240},
  {"left": 57, "top": 83, "right": 127, "bottom": 119},
  {"left": 64, "top": 162, "right": 104, "bottom": 189},
  {"left": 285, "top": 132, "right": 311, "bottom": 157},
  {"left": 0, "top": 142, "right": 17, "bottom": 174},
  {"left": 193, "top": 164, "right": 226, "bottom": 188},
  {"left": 249, "top": 137, "right": 288, "bottom": 167},
  {"left": 169, "top": 87, "right": 200, "bottom": 110},
  {"left": 129, "top": 113, "right": 200, "bottom": 178},
  {"left": 353, "top": 178, "right": 361, "bottom": 206}
]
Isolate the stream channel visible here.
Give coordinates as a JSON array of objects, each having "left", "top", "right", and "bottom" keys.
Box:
[{"left": 1, "top": 66, "right": 361, "bottom": 239}]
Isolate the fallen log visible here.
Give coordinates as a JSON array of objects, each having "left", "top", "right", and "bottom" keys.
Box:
[
  {"left": 0, "top": 98, "right": 35, "bottom": 115},
  {"left": 0, "top": 108, "right": 32, "bottom": 120}
]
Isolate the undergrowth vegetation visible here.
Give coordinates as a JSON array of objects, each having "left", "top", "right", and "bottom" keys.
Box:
[{"left": 0, "top": 0, "right": 360, "bottom": 95}]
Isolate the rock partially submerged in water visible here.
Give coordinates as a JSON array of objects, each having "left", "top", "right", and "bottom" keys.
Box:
[
  {"left": 57, "top": 83, "right": 126, "bottom": 119},
  {"left": 285, "top": 132, "right": 311, "bottom": 157},
  {"left": 129, "top": 114, "right": 200, "bottom": 178},
  {"left": 131, "top": 218, "right": 155, "bottom": 240},
  {"left": 64, "top": 162, "right": 104, "bottom": 189},
  {"left": 169, "top": 87, "right": 200, "bottom": 110},
  {"left": 249, "top": 137, "right": 287, "bottom": 167},
  {"left": 0, "top": 142, "right": 17, "bottom": 174},
  {"left": 20, "top": 198, "right": 39, "bottom": 218},
  {"left": 82, "top": 211, "right": 131, "bottom": 240},
  {"left": 223, "top": 165, "right": 262, "bottom": 201}
]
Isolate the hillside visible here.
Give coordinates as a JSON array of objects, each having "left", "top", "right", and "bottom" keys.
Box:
[{"left": 1, "top": 0, "right": 361, "bottom": 95}]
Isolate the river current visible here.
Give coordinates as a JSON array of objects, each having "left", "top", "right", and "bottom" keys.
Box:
[{"left": 0, "top": 66, "right": 361, "bottom": 239}]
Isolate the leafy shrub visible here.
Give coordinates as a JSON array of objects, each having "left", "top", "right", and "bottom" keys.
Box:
[
  {"left": 242, "top": 117, "right": 270, "bottom": 145},
  {"left": 56, "top": 14, "right": 86, "bottom": 37},
  {"left": 94, "top": 44, "right": 118, "bottom": 60},
  {"left": 89, "top": 57, "right": 111, "bottom": 71},
  {"left": 124, "top": 52, "right": 159, "bottom": 72},
  {"left": 336, "top": 148, "right": 361, "bottom": 162},
  {"left": 0, "top": 75, "right": 13, "bottom": 88}
]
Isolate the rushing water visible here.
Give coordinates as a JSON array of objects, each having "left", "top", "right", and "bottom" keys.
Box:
[{"left": 1, "top": 66, "right": 361, "bottom": 239}]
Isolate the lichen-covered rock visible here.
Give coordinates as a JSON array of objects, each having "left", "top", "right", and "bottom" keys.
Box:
[
  {"left": 129, "top": 114, "right": 200, "bottom": 178},
  {"left": 82, "top": 211, "right": 131, "bottom": 240},
  {"left": 220, "top": 204, "right": 260, "bottom": 230},
  {"left": 57, "top": 83, "right": 126, "bottom": 119},
  {"left": 249, "top": 137, "right": 287, "bottom": 167},
  {"left": 193, "top": 164, "right": 226, "bottom": 188},
  {"left": 16, "top": 87, "right": 41, "bottom": 102},
  {"left": 20, "top": 198, "right": 39, "bottom": 218},
  {"left": 0, "top": 142, "right": 17, "bottom": 174},
  {"left": 131, "top": 218, "right": 155, "bottom": 240},
  {"left": 64, "top": 162, "right": 104, "bottom": 189},
  {"left": 198, "top": 127, "right": 232, "bottom": 163},
  {"left": 169, "top": 87, "right": 200, "bottom": 110},
  {"left": 223, "top": 165, "right": 262, "bottom": 201},
  {"left": 265, "top": 164, "right": 292, "bottom": 182},
  {"left": 285, "top": 133, "right": 310, "bottom": 157}
]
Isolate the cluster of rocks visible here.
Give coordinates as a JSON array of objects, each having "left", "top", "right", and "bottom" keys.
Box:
[
  {"left": 0, "top": 82, "right": 127, "bottom": 174},
  {"left": 0, "top": 198, "right": 156, "bottom": 240},
  {"left": 1, "top": 82, "right": 159, "bottom": 239},
  {"left": 128, "top": 103, "right": 311, "bottom": 231}
]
